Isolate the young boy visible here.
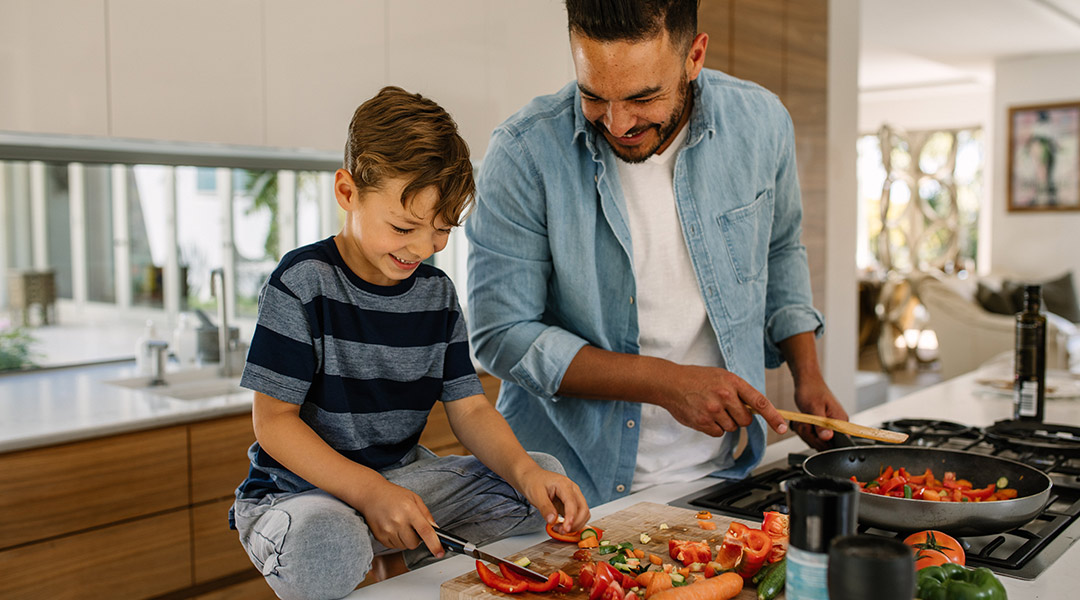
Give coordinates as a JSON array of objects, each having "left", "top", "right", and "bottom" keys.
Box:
[{"left": 230, "top": 86, "right": 590, "bottom": 600}]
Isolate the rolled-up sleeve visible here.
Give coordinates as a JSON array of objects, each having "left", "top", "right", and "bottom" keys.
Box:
[
  {"left": 466, "top": 129, "right": 589, "bottom": 398},
  {"left": 762, "top": 109, "right": 824, "bottom": 368}
]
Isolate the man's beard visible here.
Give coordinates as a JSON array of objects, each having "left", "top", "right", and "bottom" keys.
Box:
[{"left": 596, "top": 75, "right": 691, "bottom": 164}]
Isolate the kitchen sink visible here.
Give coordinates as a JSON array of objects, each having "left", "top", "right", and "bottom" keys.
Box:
[{"left": 106, "top": 367, "right": 244, "bottom": 401}]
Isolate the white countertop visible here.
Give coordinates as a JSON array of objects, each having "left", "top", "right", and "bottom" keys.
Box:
[
  {"left": 0, "top": 362, "right": 253, "bottom": 452},
  {"left": 347, "top": 371, "right": 1080, "bottom": 599}
]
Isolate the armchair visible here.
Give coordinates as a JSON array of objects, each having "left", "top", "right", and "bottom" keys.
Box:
[{"left": 913, "top": 271, "right": 1079, "bottom": 380}]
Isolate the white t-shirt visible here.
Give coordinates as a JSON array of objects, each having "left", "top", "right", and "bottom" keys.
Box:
[{"left": 616, "top": 125, "right": 737, "bottom": 491}]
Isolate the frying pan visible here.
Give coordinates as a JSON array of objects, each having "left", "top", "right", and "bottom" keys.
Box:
[{"left": 802, "top": 446, "right": 1052, "bottom": 536}]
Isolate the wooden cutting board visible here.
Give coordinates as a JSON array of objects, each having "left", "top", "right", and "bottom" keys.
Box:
[{"left": 439, "top": 501, "right": 778, "bottom": 600}]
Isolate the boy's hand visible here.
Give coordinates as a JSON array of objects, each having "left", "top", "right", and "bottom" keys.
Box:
[
  {"left": 356, "top": 479, "right": 444, "bottom": 558},
  {"left": 517, "top": 466, "right": 591, "bottom": 534}
]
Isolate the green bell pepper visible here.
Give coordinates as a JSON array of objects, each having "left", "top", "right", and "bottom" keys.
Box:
[{"left": 916, "top": 563, "right": 1008, "bottom": 600}]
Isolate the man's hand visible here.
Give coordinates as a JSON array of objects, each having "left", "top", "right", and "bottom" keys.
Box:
[
  {"left": 791, "top": 375, "right": 849, "bottom": 451},
  {"left": 515, "top": 465, "right": 591, "bottom": 534},
  {"left": 655, "top": 364, "right": 789, "bottom": 437},
  {"left": 353, "top": 479, "right": 444, "bottom": 558}
]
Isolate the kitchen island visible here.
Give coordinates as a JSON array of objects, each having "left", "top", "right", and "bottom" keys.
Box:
[{"left": 348, "top": 370, "right": 1080, "bottom": 599}]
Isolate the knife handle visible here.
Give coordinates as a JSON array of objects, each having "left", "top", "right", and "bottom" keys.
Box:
[{"left": 432, "top": 526, "right": 469, "bottom": 555}]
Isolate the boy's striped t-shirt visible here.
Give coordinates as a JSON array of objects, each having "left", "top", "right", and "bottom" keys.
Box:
[{"left": 235, "top": 236, "right": 484, "bottom": 500}]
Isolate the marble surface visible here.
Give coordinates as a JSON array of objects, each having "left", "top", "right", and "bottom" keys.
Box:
[
  {"left": 0, "top": 362, "right": 252, "bottom": 452},
  {"left": 347, "top": 371, "right": 1080, "bottom": 599}
]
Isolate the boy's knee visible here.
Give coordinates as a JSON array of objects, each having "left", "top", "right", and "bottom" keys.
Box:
[
  {"left": 529, "top": 451, "right": 566, "bottom": 476},
  {"left": 264, "top": 511, "right": 374, "bottom": 600}
]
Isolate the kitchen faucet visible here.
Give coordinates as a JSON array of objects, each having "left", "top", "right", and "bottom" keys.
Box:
[{"left": 209, "top": 268, "right": 238, "bottom": 377}]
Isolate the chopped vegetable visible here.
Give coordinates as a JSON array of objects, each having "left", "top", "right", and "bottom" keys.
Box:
[
  {"left": 669, "top": 539, "right": 712, "bottom": 566},
  {"left": 854, "top": 466, "right": 1019, "bottom": 502},
  {"left": 512, "top": 556, "right": 531, "bottom": 567},
  {"left": 475, "top": 560, "right": 529, "bottom": 594},
  {"left": 699, "top": 520, "right": 718, "bottom": 530},
  {"left": 659, "top": 523, "right": 670, "bottom": 530},
  {"left": 649, "top": 571, "right": 743, "bottom": 600},
  {"left": 640, "top": 532, "right": 653, "bottom": 544},
  {"left": 695, "top": 510, "right": 713, "bottom": 520},
  {"left": 756, "top": 558, "right": 786, "bottom": 600},
  {"left": 545, "top": 520, "right": 583, "bottom": 543}
]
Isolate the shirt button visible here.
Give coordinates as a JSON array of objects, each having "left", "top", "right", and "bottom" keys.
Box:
[
  {"left": 627, "top": 420, "right": 635, "bottom": 428},
  {"left": 616, "top": 484, "right": 626, "bottom": 493},
  {"left": 629, "top": 296, "right": 634, "bottom": 304}
]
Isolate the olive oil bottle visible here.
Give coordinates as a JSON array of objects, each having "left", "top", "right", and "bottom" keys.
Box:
[{"left": 1013, "top": 285, "right": 1046, "bottom": 422}]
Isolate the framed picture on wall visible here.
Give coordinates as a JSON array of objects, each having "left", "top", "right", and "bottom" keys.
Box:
[{"left": 1007, "top": 101, "right": 1080, "bottom": 211}]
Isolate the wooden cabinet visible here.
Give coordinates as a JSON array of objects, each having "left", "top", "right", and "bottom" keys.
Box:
[
  {"left": 0, "top": 425, "right": 189, "bottom": 548},
  {"left": 0, "top": 414, "right": 259, "bottom": 599},
  {"left": 0, "top": 377, "right": 500, "bottom": 598}
]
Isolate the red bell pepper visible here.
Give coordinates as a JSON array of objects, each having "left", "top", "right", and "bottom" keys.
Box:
[
  {"left": 475, "top": 560, "right": 530, "bottom": 594},
  {"left": 735, "top": 529, "right": 772, "bottom": 578},
  {"left": 497, "top": 563, "right": 562, "bottom": 593},
  {"left": 669, "top": 539, "right": 713, "bottom": 566},
  {"left": 961, "top": 483, "right": 996, "bottom": 501},
  {"left": 761, "top": 511, "right": 790, "bottom": 562}
]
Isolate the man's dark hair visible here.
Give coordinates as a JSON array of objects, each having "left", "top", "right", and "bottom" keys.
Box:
[{"left": 565, "top": 0, "right": 699, "bottom": 51}]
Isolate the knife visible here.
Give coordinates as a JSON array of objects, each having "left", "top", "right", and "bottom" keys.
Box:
[{"left": 432, "top": 526, "right": 549, "bottom": 582}]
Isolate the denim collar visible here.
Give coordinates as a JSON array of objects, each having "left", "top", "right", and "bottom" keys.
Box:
[{"left": 571, "top": 77, "right": 716, "bottom": 160}]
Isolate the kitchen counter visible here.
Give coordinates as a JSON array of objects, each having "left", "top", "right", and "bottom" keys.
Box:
[
  {"left": 348, "top": 370, "right": 1080, "bottom": 599},
  {"left": 0, "top": 362, "right": 252, "bottom": 452}
]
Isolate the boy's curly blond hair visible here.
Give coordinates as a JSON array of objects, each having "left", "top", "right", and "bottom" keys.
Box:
[{"left": 344, "top": 86, "right": 474, "bottom": 226}]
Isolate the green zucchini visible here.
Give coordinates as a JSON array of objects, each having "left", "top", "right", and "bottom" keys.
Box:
[{"left": 757, "top": 558, "right": 786, "bottom": 600}]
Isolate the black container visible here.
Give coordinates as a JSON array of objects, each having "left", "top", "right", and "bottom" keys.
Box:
[
  {"left": 828, "top": 535, "right": 915, "bottom": 600},
  {"left": 788, "top": 476, "right": 859, "bottom": 552},
  {"left": 786, "top": 476, "right": 859, "bottom": 600}
]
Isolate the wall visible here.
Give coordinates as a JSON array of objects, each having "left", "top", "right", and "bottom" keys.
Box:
[
  {"left": 0, "top": 0, "right": 574, "bottom": 157},
  {"left": 859, "top": 84, "right": 991, "bottom": 134},
  {"left": 991, "top": 51, "right": 1080, "bottom": 281}
]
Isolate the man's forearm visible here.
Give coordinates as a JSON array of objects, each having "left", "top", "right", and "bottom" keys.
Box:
[
  {"left": 558, "top": 345, "right": 671, "bottom": 405},
  {"left": 777, "top": 330, "right": 825, "bottom": 384}
]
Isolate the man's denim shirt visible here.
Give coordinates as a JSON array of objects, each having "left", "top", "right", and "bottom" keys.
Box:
[{"left": 465, "top": 69, "right": 824, "bottom": 506}]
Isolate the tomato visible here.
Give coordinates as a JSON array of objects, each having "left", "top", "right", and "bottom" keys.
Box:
[
  {"left": 588, "top": 562, "right": 617, "bottom": 600},
  {"left": 475, "top": 560, "right": 530, "bottom": 594},
  {"left": 668, "top": 539, "right": 712, "bottom": 566},
  {"left": 904, "top": 530, "right": 966, "bottom": 570},
  {"left": 573, "top": 548, "right": 593, "bottom": 561},
  {"left": 599, "top": 581, "right": 625, "bottom": 600},
  {"left": 546, "top": 521, "right": 583, "bottom": 543},
  {"left": 578, "top": 563, "right": 596, "bottom": 588}
]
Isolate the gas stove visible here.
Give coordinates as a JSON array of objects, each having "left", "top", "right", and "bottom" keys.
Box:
[{"left": 669, "top": 419, "right": 1080, "bottom": 580}]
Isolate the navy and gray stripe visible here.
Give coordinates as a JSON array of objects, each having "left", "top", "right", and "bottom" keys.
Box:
[{"left": 236, "top": 237, "right": 483, "bottom": 500}]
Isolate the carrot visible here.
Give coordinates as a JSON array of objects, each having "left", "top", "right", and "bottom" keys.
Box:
[
  {"left": 698, "top": 520, "right": 717, "bottom": 530},
  {"left": 634, "top": 548, "right": 646, "bottom": 559},
  {"left": 648, "top": 571, "right": 743, "bottom": 600},
  {"left": 645, "top": 572, "right": 674, "bottom": 598},
  {"left": 636, "top": 571, "right": 657, "bottom": 587},
  {"left": 649, "top": 553, "right": 664, "bottom": 565},
  {"left": 577, "top": 536, "right": 599, "bottom": 548}
]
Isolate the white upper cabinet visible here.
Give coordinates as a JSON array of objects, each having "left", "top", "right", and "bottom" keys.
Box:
[
  {"left": 387, "top": 0, "right": 490, "bottom": 156},
  {"left": 486, "top": 0, "right": 574, "bottom": 129},
  {"left": 0, "top": 0, "right": 110, "bottom": 136},
  {"left": 107, "top": 0, "right": 264, "bottom": 145},
  {"left": 264, "top": 0, "right": 386, "bottom": 153}
]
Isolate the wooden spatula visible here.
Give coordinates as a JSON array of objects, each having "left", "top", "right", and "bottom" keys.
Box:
[{"left": 747, "top": 404, "right": 909, "bottom": 444}]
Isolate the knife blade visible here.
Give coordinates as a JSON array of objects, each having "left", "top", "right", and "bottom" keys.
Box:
[{"left": 432, "top": 526, "right": 549, "bottom": 582}]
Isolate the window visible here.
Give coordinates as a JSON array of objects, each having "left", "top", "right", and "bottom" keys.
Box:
[
  {"left": 857, "top": 125, "right": 983, "bottom": 275},
  {"left": 0, "top": 136, "right": 344, "bottom": 369}
]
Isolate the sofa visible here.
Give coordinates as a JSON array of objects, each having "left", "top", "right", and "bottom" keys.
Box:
[{"left": 912, "top": 270, "right": 1080, "bottom": 380}]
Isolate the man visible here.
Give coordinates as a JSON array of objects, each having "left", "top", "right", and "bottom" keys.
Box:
[{"left": 465, "top": 0, "right": 848, "bottom": 506}]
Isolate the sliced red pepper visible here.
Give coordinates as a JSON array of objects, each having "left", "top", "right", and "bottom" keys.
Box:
[
  {"left": 961, "top": 484, "right": 996, "bottom": 500},
  {"left": 717, "top": 522, "right": 748, "bottom": 569},
  {"left": 476, "top": 560, "right": 529, "bottom": 594},
  {"left": 879, "top": 475, "right": 906, "bottom": 495},
  {"left": 588, "top": 562, "right": 617, "bottom": 600},
  {"left": 703, "top": 561, "right": 724, "bottom": 578},
  {"left": 599, "top": 581, "right": 625, "bottom": 600},
  {"left": 761, "top": 511, "right": 790, "bottom": 563},
  {"left": 498, "top": 563, "right": 562, "bottom": 593},
  {"left": 943, "top": 471, "right": 959, "bottom": 489},
  {"left": 735, "top": 529, "right": 772, "bottom": 579},
  {"left": 545, "top": 521, "right": 583, "bottom": 543},
  {"left": 555, "top": 570, "right": 574, "bottom": 593},
  {"left": 668, "top": 539, "right": 712, "bottom": 566}
]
